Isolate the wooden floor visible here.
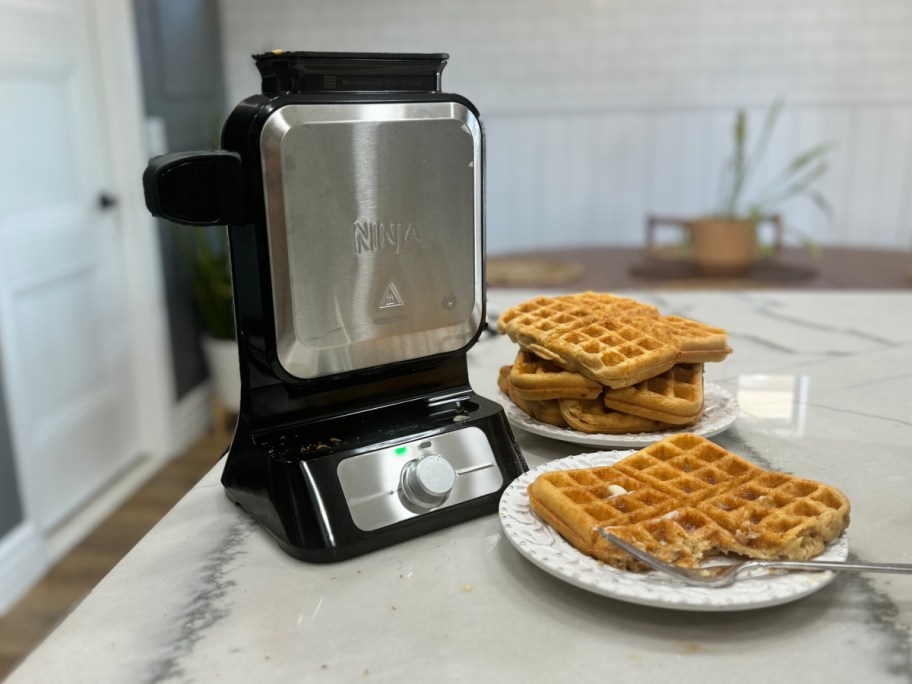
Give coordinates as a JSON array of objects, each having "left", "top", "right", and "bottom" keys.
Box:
[{"left": 0, "top": 427, "right": 230, "bottom": 680}]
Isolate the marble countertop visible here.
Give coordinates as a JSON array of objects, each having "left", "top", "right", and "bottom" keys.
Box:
[{"left": 10, "top": 291, "right": 912, "bottom": 683}]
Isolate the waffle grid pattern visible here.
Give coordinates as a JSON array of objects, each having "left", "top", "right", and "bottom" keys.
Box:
[
  {"left": 603, "top": 363, "right": 704, "bottom": 424},
  {"left": 508, "top": 350, "right": 602, "bottom": 401},
  {"left": 497, "top": 293, "right": 730, "bottom": 389},
  {"left": 527, "top": 434, "right": 851, "bottom": 571}
]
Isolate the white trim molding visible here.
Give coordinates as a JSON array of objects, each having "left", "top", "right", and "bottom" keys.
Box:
[{"left": 0, "top": 522, "right": 48, "bottom": 617}]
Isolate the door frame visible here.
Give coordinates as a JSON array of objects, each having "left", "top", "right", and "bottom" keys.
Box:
[{"left": 85, "top": 0, "right": 175, "bottom": 461}]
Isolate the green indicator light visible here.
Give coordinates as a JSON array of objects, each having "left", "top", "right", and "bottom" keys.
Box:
[{"left": 395, "top": 447, "right": 408, "bottom": 456}]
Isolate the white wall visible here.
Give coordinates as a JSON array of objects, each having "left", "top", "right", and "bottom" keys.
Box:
[{"left": 219, "top": 0, "right": 912, "bottom": 254}]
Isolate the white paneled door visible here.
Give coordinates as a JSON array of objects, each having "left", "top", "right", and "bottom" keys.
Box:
[{"left": 0, "top": 0, "right": 143, "bottom": 531}]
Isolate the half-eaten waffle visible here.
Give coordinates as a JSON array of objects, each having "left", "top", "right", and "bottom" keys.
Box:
[{"left": 527, "top": 434, "right": 851, "bottom": 571}]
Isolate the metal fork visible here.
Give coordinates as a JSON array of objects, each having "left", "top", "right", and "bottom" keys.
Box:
[{"left": 598, "top": 530, "right": 912, "bottom": 588}]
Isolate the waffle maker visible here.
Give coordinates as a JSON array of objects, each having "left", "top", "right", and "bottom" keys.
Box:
[{"left": 143, "top": 51, "right": 527, "bottom": 562}]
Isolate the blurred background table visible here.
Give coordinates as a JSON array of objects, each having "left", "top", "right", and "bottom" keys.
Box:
[{"left": 487, "top": 246, "right": 912, "bottom": 291}]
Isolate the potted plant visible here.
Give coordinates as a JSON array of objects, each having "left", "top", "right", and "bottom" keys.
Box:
[
  {"left": 178, "top": 226, "right": 239, "bottom": 413},
  {"left": 690, "top": 101, "right": 833, "bottom": 275}
]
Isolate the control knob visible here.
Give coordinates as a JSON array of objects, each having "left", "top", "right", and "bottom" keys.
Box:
[{"left": 398, "top": 453, "right": 456, "bottom": 512}]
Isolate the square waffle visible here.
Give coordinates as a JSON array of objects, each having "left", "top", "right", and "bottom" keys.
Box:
[
  {"left": 554, "top": 292, "right": 660, "bottom": 318},
  {"left": 557, "top": 396, "right": 674, "bottom": 434},
  {"left": 498, "top": 365, "right": 568, "bottom": 427},
  {"left": 527, "top": 434, "right": 851, "bottom": 571},
  {"left": 602, "top": 363, "right": 704, "bottom": 425},
  {"left": 535, "top": 318, "right": 679, "bottom": 388},
  {"left": 496, "top": 293, "right": 659, "bottom": 358},
  {"left": 496, "top": 294, "right": 730, "bottom": 388},
  {"left": 508, "top": 349, "right": 603, "bottom": 401},
  {"left": 499, "top": 354, "right": 679, "bottom": 433},
  {"left": 621, "top": 315, "right": 731, "bottom": 363}
]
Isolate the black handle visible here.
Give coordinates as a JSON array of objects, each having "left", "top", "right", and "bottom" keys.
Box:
[{"left": 143, "top": 151, "right": 245, "bottom": 226}]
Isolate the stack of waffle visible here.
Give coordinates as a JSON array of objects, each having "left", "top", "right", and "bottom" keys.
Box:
[
  {"left": 496, "top": 293, "right": 731, "bottom": 434},
  {"left": 527, "top": 434, "right": 851, "bottom": 570}
]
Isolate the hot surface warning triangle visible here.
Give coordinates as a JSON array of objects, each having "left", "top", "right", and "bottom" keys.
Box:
[{"left": 379, "top": 282, "right": 404, "bottom": 309}]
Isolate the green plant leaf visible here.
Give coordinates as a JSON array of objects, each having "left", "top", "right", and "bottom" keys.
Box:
[
  {"left": 745, "top": 205, "right": 765, "bottom": 223},
  {"left": 174, "top": 224, "right": 235, "bottom": 340},
  {"left": 713, "top": 99, "right": 836, "bottom": 229},
  {"left": 752, "top": 141, "right": 834, "bottom": 205},
  {"left": 716, "top": 157, "right": 736, "bottom": 217},
  {"left": 726, "top": 110, "right": 748, "bottom": 215},
  {"left": 805, "top": 187, "right": 835, "bottom": 222},
  {"left": 752, "top": 161, "right": 829, "bottom": 213},
  {"left": 739, "top": 99, "right": 784, "bottom": 194},
  {"left": 752, "top": 99, "right": 783, "bottom": 154}
]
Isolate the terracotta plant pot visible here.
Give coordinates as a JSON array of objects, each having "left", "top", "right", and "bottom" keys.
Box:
[{"left": 688, "top": 217, "right": 759, "bottom": 276}]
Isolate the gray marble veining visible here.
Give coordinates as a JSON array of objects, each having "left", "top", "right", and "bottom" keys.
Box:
[
  {"left": 143, "top": 516, "right": 255, "bottom": 683},
  {"left": 8, "top": 291, "right": 912, "bottom": 683}
]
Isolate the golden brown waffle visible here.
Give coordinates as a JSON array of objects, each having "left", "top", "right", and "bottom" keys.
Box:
[
  {"left": 496, "top": 294, "right": 730, "bottom": 388},
  {"left": 498, "top": 365, "right": 568, "bottom": 427},
  {"left": 535, "top": 318, "right": 679, "bottom": 388},
  {"left": 527, "top": 400, "right": 567, "bottom": 427},
  {"left": 554, "top": 292, "right": 660, "bottom": 318},
  {"left": 621, "top": 315, "right": 731, "bottom": 363},
  {"left": 527, "top": 434, "right": 851, "bottom": 571},
  {"left": 498, "top": 364, "right": 530, "bottom": 412},
  {"left": 557, "top": 396, "right": 674, "bottom": 434},
  {"left": 496, "top": 293, "right": 658, "bottom": 355},
  {"left": 508, "top": 350, "right": 602, "bottom": 401},
  {"left": 603, "top": 363, "right": 704, "bottom": 425},
  {"left": 500, "top": 345, "right": 702, "bottom": 434}
]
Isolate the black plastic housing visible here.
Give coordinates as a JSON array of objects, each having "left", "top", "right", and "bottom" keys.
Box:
[{"left": 253, "top": 51, "right": 449, "bottom": 94}]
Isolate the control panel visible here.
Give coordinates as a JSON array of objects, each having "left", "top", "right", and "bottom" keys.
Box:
[{"left": 335, "top": 426, "right": 503, "bottom": 531}]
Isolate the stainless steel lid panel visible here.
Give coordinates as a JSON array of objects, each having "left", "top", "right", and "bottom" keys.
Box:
[{"left": 261, "top": 102, "right": 483, "bottom": 379}]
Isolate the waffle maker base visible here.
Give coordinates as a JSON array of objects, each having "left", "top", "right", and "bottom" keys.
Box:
[{"left": 222, "top": 360, "right": 525, "bottom": 562}]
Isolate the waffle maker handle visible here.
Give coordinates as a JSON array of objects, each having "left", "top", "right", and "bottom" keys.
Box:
[{"left": 143, "top": 150, "right": 245, "bottom": 226}]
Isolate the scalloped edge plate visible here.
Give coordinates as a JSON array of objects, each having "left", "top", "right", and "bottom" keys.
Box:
[
  {"left": 500, "top": 382, "right": 739, "bottom": 448},
  {"left": 499, "top": 450, "right": 848, "bottom": 611}
]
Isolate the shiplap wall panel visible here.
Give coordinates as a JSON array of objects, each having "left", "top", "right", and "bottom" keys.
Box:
[
  {"left": 847, "top": 110, "right": 886, "bottom": 245},
  {"left": 813, "top": 110, "right": 856, "bottom": 244},
  {"left": 881, "top": 109, "right": 912, "bottom": 246},
  {"left": 491, "top": 107, "right": 912, "bottom": 251},
  {"left": 787, "top": 108, "right": 831, "bottom": 244},
  {"left": 218, "top": 0, "right": 912, "bottom": 254},
  {"left": 890, "top": 111, "right": 912, "bottom": 246},
  {"left": 605, "top": 114, "right": 650, "bottom": 244}
]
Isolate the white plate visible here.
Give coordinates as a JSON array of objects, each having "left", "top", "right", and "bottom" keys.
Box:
[
  {"left": 499, "top": 451, "right": 849, "bottom": 612},
  {"left": 500, "top": 382, "right": 739, "bottom": 448}
]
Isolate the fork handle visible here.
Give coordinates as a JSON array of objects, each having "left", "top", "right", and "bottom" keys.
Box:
[{"left": 750, "top": 560, "right": 912, "bottom": 574}]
